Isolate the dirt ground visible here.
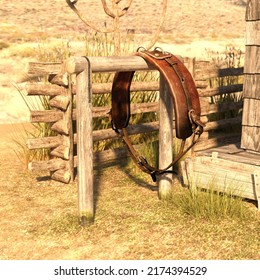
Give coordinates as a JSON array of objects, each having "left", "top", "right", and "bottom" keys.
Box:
[{"left": 0, "top": 122, "right": 260, "bottom": 260}]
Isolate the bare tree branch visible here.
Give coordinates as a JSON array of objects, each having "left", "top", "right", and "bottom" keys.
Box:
[
  {"left": 101, "top": 0, "right": 116, "bottom": 18},
  {"left": 66, "top": 0, "right": 114, "bottom": 33},
  {"left": 65, "top": 0, "right": 166, "bottom": 55},
  {"left": 101, "top": 0, "right": 133, "bottom": 18},
  {"left": 118, "top": 0, "right": 134, "bottom": 17},
  {"left": 145, "top": 0, "right": 167, "bottom": 50}
]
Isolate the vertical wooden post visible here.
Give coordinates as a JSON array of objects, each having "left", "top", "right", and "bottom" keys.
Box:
[
  {"left": 67, "top": 74, "right": 75, "bottom": 181},
  {"left": 185, "top": 58, "right": 196, "bottom": 157},
  {"left": 253, "top": 171, "right": 260, "bottom": 210},
  {"left": 158, "top": 75, "right": 173, "bottom": 199},
  {"left": 75, "top": 58, "right": 94, "bottom": 225}
]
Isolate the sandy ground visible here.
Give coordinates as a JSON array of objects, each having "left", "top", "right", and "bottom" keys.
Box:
[{"left": 0, "top": 0, "right": 246, "bottom": 124}]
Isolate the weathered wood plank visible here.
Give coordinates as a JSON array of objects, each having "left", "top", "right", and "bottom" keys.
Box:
[
  {"left": 50, "top": 145, "right": 70, "bottom": 160},
  {"left": 34, "top": 103, "right": 158, "bottom": 121},
  {"left": 87, "top": 99, "right": 242, "bottom": 123},
  {"left": 182, "top": 156, "right": 260, "bottom": 200},
  {"left": 197, "top": 143, "right": 242, "bottom": 155},
  {"left": 194, "top": 134, "right": 241, "bottom": 152},
  {"left": 158, "top": 75, "right": 173, "bottom": 199},
  {"left": 244, "top": 46, "right": 260, "bottom": 74},
  {"left": 49, "top": 95, "right": 70, "bottom": 111},
  {"left": 28, "top": 158, "right": 66, "bottom": 171},
  {"left": 30, "top": 110, "right": 63, "bottom": 123},
  {"left": 26, "top": 121, "right": 159, "bottom": 150},
  {"left": 48, "top": 73, "right": 69, "bottom": 86},
  {"left": 28, "top": 62, "right": 62, "bottom": 75},
  {"left": 65, "top": 74, "right": 75, "bottom": 182},
  {"left": 201, "top": 101, "right": 243, "bottom": 116},
  {"left": 92, "top": 81, "right": 159, "bottom": 94},
  {"left": 66, "top": 56, "right": 156, "bottom": 74},
  {"left": 195, "top": 64, "right": 243, "bottom": 80},
  {"left": 93, "top": 147, "right": 128, "bottom": 163},
  {"left": 74, "top": 144, "right": 145, "bottom": 166},
  {"left": 253, "top": 171, "right": 260, "bottom": 209},
  {"left": 198, "top": 84, "right": 243, "bottom": 97},
  {"left": 204, "top": 117, "right": 242, "bottom": 132},
  {"left": 246, "top": 21, "right": 260, "bottom": 45},
  {"left": 26, "top": 80, "right": 159, "bottom": 96},
  {"left": 26, "top": 83, "right": 63, "bottom": 96},
  {"left": 51, "top": 169, "right": 71, "bottom": 184},
  {"left": 198, "top": 150, "right": 260, "bottom": 166},
  {"left": 190, "top": 173, "right": 256, "bottom": 200},
  {"left": 76, "top": 57, "right": 94, "bottom": 225},
  {"left": 192, "top": 157, "right": 257, "bottom": 182},
  {"left": 215, "top": 67, "right": 244, "bottom": 77},
  {"left": 195, "top": 80, "right": 208, "bottom": 89},
  {"left": 51, "top": 120, "right": 69, "bottom": 135},
  {"left": 246, "top": 0, "right": 260, "bottom": 20},
  {"left": 27, "top": 135, "right": 63, "bottom": 149},
  {"left": 243, "top": 74, "right": 260, "bottom": 99},
  {"left": 29, "top": 96, "right": 243, "bottom": 124},
  {"left": 93, "top": 121, "right": 159, "bottom": 142},
  {"left": 241, "top": 126, "right": 260, "bottom": 152},
  {"left": 242, "top": 98, "right": 260, "bottom": 126},
  {"left": 193, "top": 152, "right": 259, "bottom": 171},
  {"left": 92, "top": 102, "right": 159, "bottom": 118},
  {"left": 130, "top": 102, "right": 159, "bottom": 114}
]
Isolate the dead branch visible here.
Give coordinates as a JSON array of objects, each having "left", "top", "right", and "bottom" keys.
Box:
[
  {"left": 101, "top": 0, "right": 116, "bottom": 18},
  {"left": 66, "top": 0, "right": 114, "bottom": 33},
  {"left": 145, "top": 0, "right": 168, "bottom": 50},
  {"left": 101, "top": 0, "right": 133, "bottom": 18}
]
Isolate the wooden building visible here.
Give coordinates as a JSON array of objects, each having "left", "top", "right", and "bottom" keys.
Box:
[{"left": 182, "top": 0, "right": 260, "bottom": 208}]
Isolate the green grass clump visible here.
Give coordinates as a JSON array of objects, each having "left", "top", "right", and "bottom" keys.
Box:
[
  {"left": 172, "top": 184, "right": 250, "bottom": 221},
  {"left": 46, "top": 213, "right": 82, "bottom": 236}
]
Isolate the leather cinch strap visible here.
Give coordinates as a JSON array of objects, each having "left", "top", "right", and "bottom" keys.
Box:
[{"left": 110, "top": 48, "right": 204, "bottom": 182}]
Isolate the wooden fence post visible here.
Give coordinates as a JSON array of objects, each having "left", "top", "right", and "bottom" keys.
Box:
[
  {"left": 77, "top": 58, "right": 94, "bottom": 225},
  {"left": 253, "top": 171, "right": 260, "bottom": 210},
  {"left": 158, "top": 75, "right": 173, "bottom": 199},
  {"left": 67, "top": 57, "right": 94, "bottom": 225}
]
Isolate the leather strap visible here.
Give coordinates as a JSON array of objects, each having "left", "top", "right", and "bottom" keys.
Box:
[{"left": 110, "top": 48, "right": 204, "bottom": 182}]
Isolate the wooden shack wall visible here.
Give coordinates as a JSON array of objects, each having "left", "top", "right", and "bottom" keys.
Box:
[{"left": 241, "top": 0, "right": 260, "bottom": 152}]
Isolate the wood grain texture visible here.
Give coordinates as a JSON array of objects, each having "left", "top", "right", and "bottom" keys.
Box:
[
  {"left": 182, "top": 153, "right": 260, "bottom": 201},
  {"left": 158, "top": 75, "right": 174, "bottom": 199},
  {"left": 244, "top": 46, "right": 260, "bottom": 74},
  {"left": 242, "top": 98, "right": 260, "bottom": 126},
  {"left": 241, "top": 126, "right": 260, "bottom": 152},
  {"left": 246, "top": 21, "right": 260, "bottom": 45},
  {"left": 243, "top": 74, "right": 260, "bottom": 99},
  {"left": 75, "top": 58, "right": 94, "bottom": 225},
  {"left": 246, "top": 0, "right": 260, "bottom": 20}
]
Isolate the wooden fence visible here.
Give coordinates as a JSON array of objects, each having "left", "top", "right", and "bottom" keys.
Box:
[{"left": 21, "top": 55, "right": 244, "bottom": 185}]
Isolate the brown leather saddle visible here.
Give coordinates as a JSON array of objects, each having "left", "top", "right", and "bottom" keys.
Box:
[{"left": 110, "top": 48, "right": 204, "bottom": 182}]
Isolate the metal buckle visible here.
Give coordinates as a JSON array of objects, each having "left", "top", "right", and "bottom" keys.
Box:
[
  {"left": 136, "top": 47, "right": 172, "bottom": 60},
  {"left": 136, "top": 46, "right": 146, "bottom": 52}
]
